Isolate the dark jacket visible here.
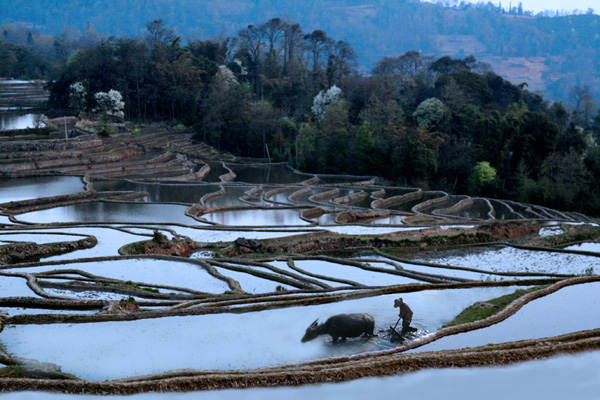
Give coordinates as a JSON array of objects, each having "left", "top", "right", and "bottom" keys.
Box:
[{"left": 398, "top": 303, "right": 413, "bottom": 322}]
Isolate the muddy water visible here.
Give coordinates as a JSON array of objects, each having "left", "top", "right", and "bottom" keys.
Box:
[{"left": 0, "top": 286, "right": 519, "bottom": 380}]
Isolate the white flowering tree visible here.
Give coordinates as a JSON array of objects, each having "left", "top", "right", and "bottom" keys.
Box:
[
  {"left": 213, "top": 65, "right": 239, "bottom": 89},
  {"left": 68, "top": 81, "right": 87, "bottom": 112},
  {"left": 94, "top": 89, "right": 125, "bottom": 118},
  {"left": 412, "top": 98, "right": 449, "bottom": 131},
  {"left": 311, "top": 85, "right": 342, "bottom": 118}
]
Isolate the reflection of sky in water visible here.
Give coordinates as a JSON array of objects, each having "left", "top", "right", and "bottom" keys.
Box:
[
  {"left": 565, "top": 242, "right": 600, "bottom": 253},
  {"left": 0, "top": 351, "right": 598, "bottom": 399},
  {"left": 202, "top": 209, "right": 310, "bottom": 226},
  {"left": 18, "top": 203, "right": 200, "bottom": 225},
  {"left": 203, "top": 186, "right": 255, "bottom": 207},
  {"left": 0, "top": 286, "right": 518, "bottom": 380},
  {"left": 359, "top": 254, "right": 505, "bottom": 281},
  {"left": 93, "top": 180, "right": 221, "bottom": 204},
  {"left": 268, "top": 260, "right": 351, "bottom": 287},
  {"left": 322, "top": 226, "right": 422, "bottom": 235},
  {"left": 265, "top": 188, "right": 296, "bottom": 204},
  {"left": 159, "top": 225, "right": 303, "bottom": 242},
  {"left": 42, "top": 287, "right": 150, "bottom": 302},
  {"left": 0, "top": 275, "right": 37, "bottom": 297},
  {"left": 368, "top": 215, "right": 405, "bottom": 225},
  {"left": 411, "top": 282, "right": 600, "bottom": 353},
  {"left": 230, "top": 164, "right": 309, "bottom": 184},
  {"left": 0, "top": 232, "right": 86, "bottom": 244},
  {"left": 0, "top": 215, "right": 14, "bottom": 225},
  {"left": 24, "top": 227, "right": 142, "bottom": 260},
  {"left": 293, "top": 259, "right": 429, "bottom": 286},
  {"left": 202, "top": 162, "right": 228, "bottom": 182},
  {"left": 4, "top": 258, "right": 229, "bottom": 293},
  {"left": 0, "top": 113, "right": 45, "bottom": 130},
  {"left": 0, "top": 176, "right": 84, "bottom": 204},
  {"left": 213, "top": 266, "right": 295, "bottom": 293},
  {"left": 309, "top": 212, "right": 339, "bottom": 225}
]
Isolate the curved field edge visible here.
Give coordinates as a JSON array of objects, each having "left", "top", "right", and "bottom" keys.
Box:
[
  {"left": 442, "top": 286, "right": 543, "bottom": 328},
  {"left": 0, "top": 276, "right": 598, "bottom": 393}
]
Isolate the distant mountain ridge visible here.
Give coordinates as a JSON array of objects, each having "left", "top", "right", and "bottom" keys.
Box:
[{"left": 1, "top": 0, "right": 599, "bottom": 101}]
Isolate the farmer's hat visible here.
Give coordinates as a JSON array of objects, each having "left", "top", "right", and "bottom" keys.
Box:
[{"left": 394, "top": 298, "right": 403, "bottom": 308}]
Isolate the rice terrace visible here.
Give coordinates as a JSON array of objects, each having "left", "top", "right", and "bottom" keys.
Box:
[
  {"left": 0, "top": 119, "right": 598, "bottom": 394},
  {"left": 1, "top": 1, "right": 600, "bottom": 396}
]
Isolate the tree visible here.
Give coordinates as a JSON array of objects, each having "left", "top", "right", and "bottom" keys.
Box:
[
  {"left": 69, "top": 81, "right": 87, "bottom": 112},
  {"left": 296, "top": 122, "right": 318, "bottom": 171},
  {"left": 145, "top": 19, "right": 175, "bottom": 49},
  {"left": 318, "top": 100, "right": 351, "bottom": 173},
  {"left": 238, "top": 24, "right": 265, "bottom": 95},
  {"left": 468, "top": 161, "right": 497, "bottom": 195},
  {"left": 311, "top": 85, "right": 342, "bottom": 118},
  {"left": 94, "top": 89, "right": 125, "bottom": 118},
  {"left": 413, "top": 98, "right": 450, "bottom": 131},
  {"left": 392, "top": 127, "right": 446, "bottom": 186},
  {"left": 373, "top": 51, "right": 431, "bottom": 79},
  {"left": 262, "top": 18, "right": 285, "bottom": 79},
  {"left": 304, "top": 30, "right": 331, "bottom": 72},
  {"left": 354, "top": 122, "right": 376, "bottom": 174},
  {"left": 326, "top": 40, "right": 357, "bottom": 87}
]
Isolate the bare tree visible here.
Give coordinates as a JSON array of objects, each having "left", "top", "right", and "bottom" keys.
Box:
[
  {"left": 304, "top": 30, "right": 332, "bottom": 72},
  {"left": 326, "top": 40, "right": 357, "bottom": 86},
  {"left": 238, "top": 24, "right": 265, "bottom": 95},
  {"left": 144, "top": 19, "right": 175, "bottom": 48}
]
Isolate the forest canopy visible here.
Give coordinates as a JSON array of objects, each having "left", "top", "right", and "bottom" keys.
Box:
[{"left": 1, "top": 15, "right": 599, "bottom": 216}]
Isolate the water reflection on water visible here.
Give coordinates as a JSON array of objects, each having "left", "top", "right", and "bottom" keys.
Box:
[
  {"left": 0, "top": 113, "right": 46, "bottom": 130},
  {"left": 202, "top": 209, "right": 310, "bottom": 226},
  {"left": 93, "top": 180, "right": 221, "bottom": 203},
  {"left": 0, "top": 176, "right": 85, "bottom": 204},
  {"left": 18, "top": 202, "right": 201, "bottom": 225}
]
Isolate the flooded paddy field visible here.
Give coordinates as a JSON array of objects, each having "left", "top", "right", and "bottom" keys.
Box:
[
  {"left": 16, "top": 202, "right": 201, "bottom": 225},
  {"left": 201, "top": 208, "right": 310, "bottom": 226},
  {"left": 92, "top": 180, "right": 221, "bottom": 204},
  {"left": 229, "top": 163, "right": 311, "bottom": 184},
  {"left": 0, "top": 128, "right": 599, "bottom": 394},
  {"left": 410, "top": 281, "right": 600, "bottom": 353},
  {"left": 0, "top": 286, "right": 521, "bottom": 381},
  {"left": 407, "top": 245, "right": 600, "bottom": 275},
  {"left": 0, "top": 176, "right": 85, "bottom": 204}
]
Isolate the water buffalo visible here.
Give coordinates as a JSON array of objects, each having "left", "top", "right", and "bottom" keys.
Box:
[{"left": 301, "top": 313, "right": 375, "bottom": 343}]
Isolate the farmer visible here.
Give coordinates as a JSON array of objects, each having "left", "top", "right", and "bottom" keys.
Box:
[{"left": 394, "top": 297, "right": 414, "bottom": 334}]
